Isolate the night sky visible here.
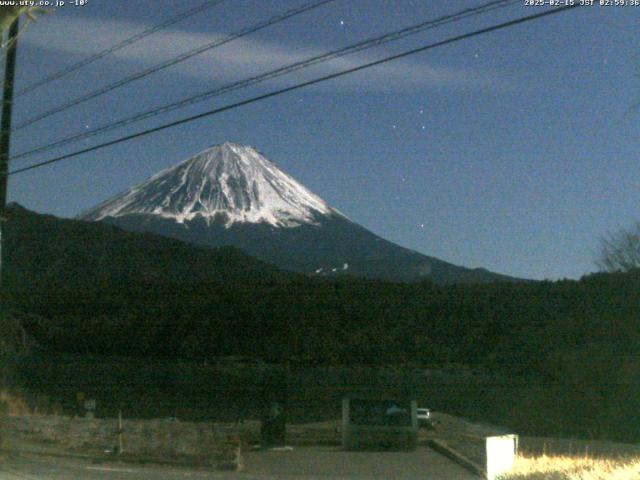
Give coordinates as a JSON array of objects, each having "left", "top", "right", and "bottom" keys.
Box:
[{"left": 6, "top": 0, "right": 640, "bottom": 280}]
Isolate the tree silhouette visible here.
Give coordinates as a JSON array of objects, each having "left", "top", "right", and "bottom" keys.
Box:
[{"left": 596, "top": 222, "right": 640, "bottom": 272}]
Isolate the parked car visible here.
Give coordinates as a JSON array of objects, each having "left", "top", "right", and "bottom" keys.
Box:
[{"left": 416, "top": 408, "right": 433, "bottom": 428}]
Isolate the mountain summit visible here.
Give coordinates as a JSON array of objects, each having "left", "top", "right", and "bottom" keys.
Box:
[
  {"left": 81, "top": 142, "right": 339, "bottom": 228},
  {"left": 79, "top": 143, "right": 517, "bottom": 284}
]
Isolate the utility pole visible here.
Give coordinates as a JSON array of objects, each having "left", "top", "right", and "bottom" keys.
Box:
[{"left": 0, "top": 17, "right": 19, "bottom": 293}]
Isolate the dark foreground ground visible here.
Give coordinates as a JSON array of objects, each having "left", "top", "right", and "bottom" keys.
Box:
[{"left": 1, "top": 445, "right": 477, "bottom": 479}]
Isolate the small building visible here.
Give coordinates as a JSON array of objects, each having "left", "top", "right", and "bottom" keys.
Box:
[{"left": 342, "top": 396, "right": 418, "bottom": 451}]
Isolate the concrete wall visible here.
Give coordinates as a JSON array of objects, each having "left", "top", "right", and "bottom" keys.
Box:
[{"left": 2, "top": 414, "right": 258, "bottom": 461}]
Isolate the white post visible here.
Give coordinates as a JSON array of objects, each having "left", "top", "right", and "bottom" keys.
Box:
[{"left": 486, "top": 434, "right": 518, "bottom": 480}]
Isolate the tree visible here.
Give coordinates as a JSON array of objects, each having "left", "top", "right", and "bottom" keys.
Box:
[
  {"left": 0, "top": 7, "right": 46, "bottom": 34},
  {"left": 596, "top": 222, "right": 640, "bottom": 272}
]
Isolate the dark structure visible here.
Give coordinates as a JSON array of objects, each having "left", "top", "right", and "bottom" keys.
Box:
[{"left": 342, "top": 396, "right": 418, "bottom": 451}]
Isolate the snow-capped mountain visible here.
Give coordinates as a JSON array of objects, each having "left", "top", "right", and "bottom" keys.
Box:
[
  {"left": 79, "top": 142, "right": 517, "bottom": 284},
  {"left": 81, "top": 142, "right": 339, "bottom": 228}
]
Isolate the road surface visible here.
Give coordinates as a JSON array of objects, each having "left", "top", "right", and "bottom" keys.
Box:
[{"left": 1, "top": 446, "right": 478, "bottom": 479}]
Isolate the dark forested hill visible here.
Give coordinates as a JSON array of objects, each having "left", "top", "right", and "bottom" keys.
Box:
[
  {"left": 3, "top": 202, "right": 289, "bottom": 288},
  {"left": 4, "top": 204, "right": 640, "bottom": 441},
  {"left": 4, "top": 203, "right": 640, "bottom": 376}
]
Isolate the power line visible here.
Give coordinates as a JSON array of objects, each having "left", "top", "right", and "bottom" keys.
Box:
[
  {"left": 8, "top": 5, "right": 580, "bottom": 177},
  {"left": 14, "top": 0, "right": 227, "bottom": 98},
  {"left": 12, "top": 0, "right": 519, "bottom": 162},
  {"left": 12, "top": 0, "right": 337, "bottom": 131}
]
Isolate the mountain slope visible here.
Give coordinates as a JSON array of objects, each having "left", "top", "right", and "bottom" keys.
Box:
[
  {"left": 79, "top": 142, "right": 518, "bottom": 284},
  {"left": 81, "top": 142, "right": 339, "bottom": 228},
  {"left": 3, "top": 202, "right": 287, "bottom": 290}
]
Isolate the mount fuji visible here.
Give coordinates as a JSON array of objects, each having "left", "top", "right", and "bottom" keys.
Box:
[{"left": 79, "top": 142, "right": 515, "bottom": 284}]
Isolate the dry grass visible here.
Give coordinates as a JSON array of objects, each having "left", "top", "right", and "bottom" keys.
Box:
[{"left": 499, "top": 453, "right": 640, "bottom": 480}]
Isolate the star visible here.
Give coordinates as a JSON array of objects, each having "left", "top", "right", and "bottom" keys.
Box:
[
  {"left": 392, "top": 124, "right": 397, "bottom": 129},
  {"left": 339, "top": 19, "right": 344, "bottom": 26},
  {"left": 421, "top": 125, "right": 426, "bottom": 130},
  {"left": 419, "top": 109, "right": 424, "bottom": 115},
  {"left": 420, "top": 224, "right": 425, "bottom": 229}
]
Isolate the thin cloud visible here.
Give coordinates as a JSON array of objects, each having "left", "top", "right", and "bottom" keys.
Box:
[{"left": 23, "top": 15, "right": 508, "bottom": 92}]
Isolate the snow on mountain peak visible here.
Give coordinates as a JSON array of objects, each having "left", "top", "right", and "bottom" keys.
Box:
[{"left": 79, "top": 142, "right": 341, "bottom": 228}]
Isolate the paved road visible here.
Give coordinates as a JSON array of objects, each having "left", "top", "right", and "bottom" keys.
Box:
[
  {"left": 2, "top": 453, "right": 230, "bottom": 480},
  {"left": 1, "top": 446, "right": 478, "bottom": 479},
  {"left": 244, "top": 446, "right": 478, "bottom": 479}
]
